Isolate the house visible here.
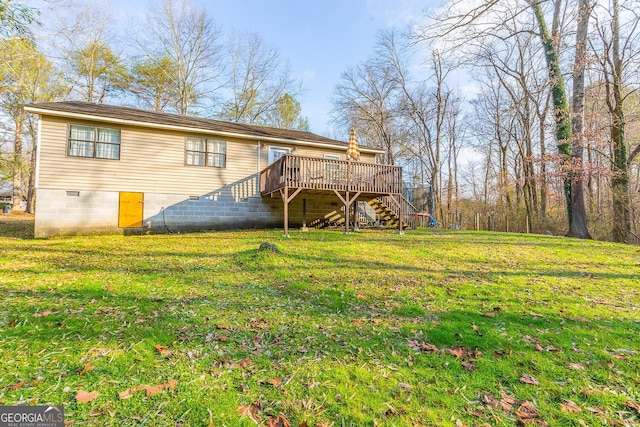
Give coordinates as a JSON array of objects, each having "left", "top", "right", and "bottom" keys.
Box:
[
  {"left": 24, "top": 102, "right": 415, "bottom": 237},
  {"left": 0, "top": 182, "right": 13, "bottom": 204}
]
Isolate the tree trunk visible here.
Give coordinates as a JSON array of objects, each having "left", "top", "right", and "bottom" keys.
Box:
[
  {"left": 12, "top": 118, "right": 24, "bottom": 212},
  {"left": 530, "top": 0, "right": 573, "bottom": 228},
  {"left": 567, "top": 0, "right": 592, "bottom": 239},
  {"left": 610, "top": 0, "right": 631, "bottom": 242},
  {"left": 26, "top": 123, "right": 37, "bottom": 214},
  {"left": 539, "top": 113, "right": 548, "bottom": 222}
]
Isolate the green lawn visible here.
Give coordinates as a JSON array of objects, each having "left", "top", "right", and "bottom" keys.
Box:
[{"left": 0, "top": 226, "right": 639, "bottom": 426}]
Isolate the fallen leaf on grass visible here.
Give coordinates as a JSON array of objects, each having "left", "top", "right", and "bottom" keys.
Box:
[
  {"left": 33, "top": 310, "right": 53, "bottom": 317},
  {"left": 237, "top": 358, "right": 253, "bottom": 369},
  {"left": 570, "top": 317, "right": 589, "bottom": 322},
  {"left": 10, "top": 381, "right": 24, "bottom": 390},
  {"left": 462, "top": 361, "right": 478, "bottom": 371},
  {"left": 499, "top": 392, "right": 516, "bottom": 412},
  {"left": 610, "top": 353, "right": 628, "bottom": 360},
  {"left": 154, "top": 344, "right": 172, "bottom": 357},
  {"left": 237, "top": 405, "right": 261, "bottom": 424},
  {"left": 267, "top": 377, "right": 283, "bottom": 386},
  {"left": 446, "top": 346, "right": 469, "bottom": 359},
  {"left": 580, "top": 387, "right": 604, "bottom": 396},
  {"left": 265, "top": 414, "right": 291, "bottom": 427},
  {"left": 118, "top": 386, "right": 145, "bottom": 399},
  {"left": 407, "top": 339, "right": 439, "bottom": 353},
  {"left": 567, "top": 362, "right": 585, "bottom": 371},
  {"left": 75, "top": 390, "right": 100, "bottom": 403},
  {"left": 79, "top": 364, "right": 96, "bottom": 376},
  {"left": 625, "top": 400, "right": 640, "bottom": 415},
  {"left": 482, "top": 392, "right": 515, "bottom": 412},
  {"left": 7, "top": 319, "right": 17, "bottom": 327},
  {"left": 216, "top": 324, "right": 230, "bottom": 330},
  {"left": 471, "top": 324, "right": 483, "bottom": 336},
  {"left": 560, "top": 400, "right": 582, "bottom": 413},
  {"left": 516, "top": 401, "right": 539, "bottom": 419},
  {"left": 519, "top": 374, "right": 539, "bottom": 385},
  {"left": 249, "top": 319, "right": 269, "bottom": 329},
  {"left": 468, "top": 408, "right": 484, "bottom": 418},
  {"left": 352, "top": 319, "right": 363, "bottom": 327},
  {"left": 88, "top": 409, "right": 104, "bottom": 417},
  {"left": 481, "top": 394, "right": 497, "bottom": 406},
  {"left": 119, "top": 380, "right": 177, "bottom": 399}
]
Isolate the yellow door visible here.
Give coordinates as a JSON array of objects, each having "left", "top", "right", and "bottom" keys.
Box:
[{"left": 118, "top": 192, "right": 144, "bottom": 228}]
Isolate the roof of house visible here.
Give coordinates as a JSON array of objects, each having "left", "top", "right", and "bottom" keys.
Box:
[
  {"left": 0, "top": 181, "right": 12, "bottom": 196},
  {"left": 25, "top": 101, "right": 384, "bottom": 154}
]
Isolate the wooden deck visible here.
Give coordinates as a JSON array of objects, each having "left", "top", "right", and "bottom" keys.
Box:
[
  {"left": 259, "top": 155, "right": 412, "bottom": 236},
  {"left": 260, "top": 154, "right": 403, "bottom": 196}
]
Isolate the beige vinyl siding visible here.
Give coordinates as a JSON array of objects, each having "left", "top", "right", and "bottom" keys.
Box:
[
  {"left": 38, "top": 117, "right": 261, "bottom": 195},
  {"left": 38, "top": 116, "right": 378, "bottom": 195}
]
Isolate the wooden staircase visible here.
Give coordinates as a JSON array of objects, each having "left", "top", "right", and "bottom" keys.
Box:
[
  {"left": 367, "top": 198, "right": 398, "bottom": 226},
  {"left": 367, "top": 196, "right": 418, "bottom": 230},
  {"left": 306, "top": 196, "right": 418, "bottom": 230}
]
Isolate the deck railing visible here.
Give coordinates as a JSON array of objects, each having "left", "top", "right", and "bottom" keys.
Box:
[{"left": 260, "top": 154, "right": 403, "bottom": 195}]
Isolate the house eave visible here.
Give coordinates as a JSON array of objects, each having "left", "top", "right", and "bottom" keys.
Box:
[{"left": 24, "top": 106, "right": 386, "bottom": 155}]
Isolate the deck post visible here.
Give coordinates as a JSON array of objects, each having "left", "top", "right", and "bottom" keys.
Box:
[
  {"left": 344, "top": 190, "right": 350, "bottom": 234},
  {"left": 398, "top": 197, "right": 404, "bottom": 235},
  {"left": 301, "top": 198, "right": 308, "bottom": 231},
  {"left": 283, "top": 187, "right": 289, "bottom": 238},
  {"left": 352, "top": 200, "right": 359, "bottom": 232},
  {"left": 280, "top": 187, "right": 303, "bottom": 238}
]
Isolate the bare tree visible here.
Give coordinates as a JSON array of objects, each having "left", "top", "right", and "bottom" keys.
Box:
[
  {"left": 591, "top": 0, "right": 640, "bottom": 242},
  {"left": 218, "top": 32, "right": 298, "bottom": 125},
  {"left": 0, "top": 38, "right": 66, "bottom": 212},
  {"left": 332, "top": 55, "right": 401, "bottom": 164},
  {"left": 54, "top": 3, "right": 125, "bottom": 103},
  {"left": 138, "top": 0, "right": 223, "bottom": 115},
  {"left": 568, "top": 0, "right": 593, "bottom": 238}
]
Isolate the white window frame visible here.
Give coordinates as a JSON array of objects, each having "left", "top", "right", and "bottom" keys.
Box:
[
  {"left": 268, "top": 146, "right": 291, "bottom": 165},
  {"left": 185, "top": 137, "right": 227, "bottom": 168},
  {"left": 324, "top": 153, "right": 341, "bottom": 172},
  {"left": 67, "top": 124, "right": 121, "bottom": 160}
]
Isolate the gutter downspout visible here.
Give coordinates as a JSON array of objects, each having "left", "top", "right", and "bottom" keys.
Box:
[
  {"left": 256, "top": 141, "right": 261, "bottom": 196},
  {"left": 35, "top": 115, "right": 42, "bottom": 190}
]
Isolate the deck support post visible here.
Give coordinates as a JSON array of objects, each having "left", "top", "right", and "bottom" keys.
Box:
[
  {"left": 280, "top": 187, "right": 303, "bottom": 238},
  {"left": 333, "top": 190, "right": 361, "bottom": 234},
  {"left": 352, "top": 200, "right": 360, "bottom": 232},
  {"left": 399, "top": 196, "right": 404, "bottom": 234},
  {"left": 345, "top": 191, "right": 350, "bottom": 234},
  {"left": 301, "top": 198, "right": 308, "bottom": 231}
]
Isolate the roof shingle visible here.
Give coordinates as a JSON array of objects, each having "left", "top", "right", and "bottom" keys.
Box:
[{"left": 26, "top": 101, "right": 378, "bottom": 151}]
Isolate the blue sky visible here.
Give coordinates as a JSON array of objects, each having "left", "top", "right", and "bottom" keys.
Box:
[{"left": 108, "top": 0, "right": 441, "bottom": 136}]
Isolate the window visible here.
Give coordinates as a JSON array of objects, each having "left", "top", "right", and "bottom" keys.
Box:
[
  {"left": 324, "top": 153, "right": 341, "bottom": 172},
  {"left": 186, "top": 137, "right": 226, "bottom": 168},
  {"left": 68, "top": 125, "right": 120, "bottom": 160},
  {"left": 268, "top": 146, "right": 291, "bottom": 164}
]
